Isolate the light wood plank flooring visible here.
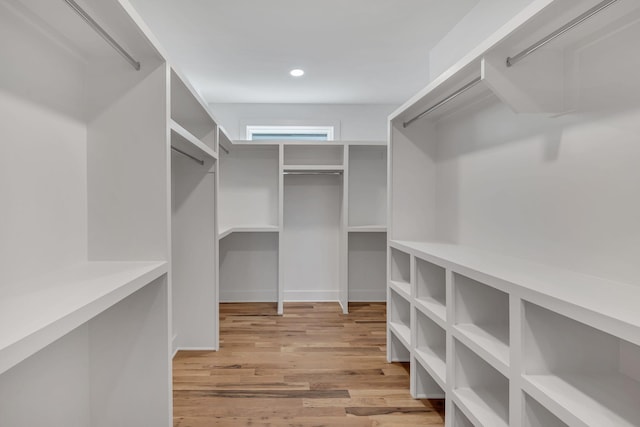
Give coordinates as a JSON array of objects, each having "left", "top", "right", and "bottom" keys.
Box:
[{"left": 173, "top": 302, "right": 445, "bottom": 426}]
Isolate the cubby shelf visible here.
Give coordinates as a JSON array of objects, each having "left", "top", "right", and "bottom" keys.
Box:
[
  {"left": 524, "top": 392, "right": 568, "bottom": 427},
  {"left": 347, "top": 225, "right": 387, "bottom": 233},
  {"left": 282, "top": 165, "right": 344, "bottom": 171},
  {"left": 453, "top": 324, "right": 509, "bottom": 376},
  {"left": 0, "top": 261, "right": 167, "bottom": 375},
  {"left": 389, "top": 280, "right": 411, "bottom": 301},
  {"left": 218, "top": 225, "right": 280, "bottom": 240},
  {"left": 388, "top": 322, "right": 411, "bottom": 350},
  {"left": 170, "top": 119, "right": 217, "bottom": 161},
  {"left": 414, "top": 348, "right": 446, "bottom": 389},
  {"left": 415, "top": 298, "right": 446, "bottom": 327},
  {"left": 453, "top": 386, "right": 509, "bottom": 427}
]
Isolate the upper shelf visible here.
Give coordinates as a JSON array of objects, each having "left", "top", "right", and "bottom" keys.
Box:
[
  {"left": 0, "top": 261, "right": 168, "bottom": 375},
  {"left": 389, "top": 239, "right": 640, "bottom": 345},
  {"left": 170, "top": 119, "right": 217, "bottom": 161},
  {"left": 390, "top": 0, "right": 640, "bottom": 125}
]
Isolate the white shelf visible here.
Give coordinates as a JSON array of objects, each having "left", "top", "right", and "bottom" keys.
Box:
[
  {"left": 170, "top": 119, "right": 217, "bottom": 160},
  {"left": 415, "top": 297, "right": 446, "bottom": 327},
  {"left": 390, "top": 240, "right": 640, "bottom": 345},
  {"left": 389, "top": 280, "right": 411, "bottom": 301},
  {"left": 523, "top": 373, "right": 640, "bottom": 427},
  {"left": 283, "top": 165, "right": 344, "bottom": 171},
  {"left": 347, "top": 225, "right": 387, "bottom": 233},
  {"left": 415, "top": 347, "right": 446, "bottom": 389},
  {"left": 454, "top": 323, "right": 509, "bottom": 376},
  {"left": 0, "top": 261, "right": 168, "bottom": 375},
  {"left": 389, "top": 321, "right": 411, "bottom": 349},
  {"left": 218, "top": 225, "right": 279, "bottom": 240},
  {"left": 454, "top": 386, "right": 509, "bottom": 427}
]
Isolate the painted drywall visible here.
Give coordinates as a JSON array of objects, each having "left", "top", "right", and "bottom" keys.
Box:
[
  {"left": 429, "top": 0, "right": 536, "bottom": 79},
  {"left": 209, "top": 103, "right": 397, "bottom": 141}
]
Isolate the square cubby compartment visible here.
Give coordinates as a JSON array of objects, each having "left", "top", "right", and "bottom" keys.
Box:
[
  {"left": 453, "top": 403, "right": 475, "bottom": 427},
  {"left": 389, "top": 247, "right": 411, "bottom": 297},
  {"left": 453, "top": 273, "right": 509, "bottom": 371},
  {"left": 388, "top": 288, "right": 411, "bottom": 347},
  {"left": 415, "top": 309, "right": 446, "bottom": 385},
  {"left": 453, "top": 339, "right": 509, "bottom": 427},
  {"left": 388, "top": 325, "right": 410, "bottom": 362},
  {"left": 413, "top": 358, "right": 445, "bottom": 399},
  {"left": 522, "top": 302, "right": 640, "bottom": 427},
  {"left": 524, "top": 393, "right": 568, "bottom": 427},
  {"left": 415, "top": 257, "right": 446, "bottom": 322}
]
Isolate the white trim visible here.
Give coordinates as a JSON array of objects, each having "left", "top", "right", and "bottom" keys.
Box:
[
  {"left": 284, "top": 290, "right": 340, "bottom": 301},
  {"left": 348, "top": 290, "right": 387, "bottom": 302},
  {"left": 220, "top": 290, "right": 278, "bottom": 302}
]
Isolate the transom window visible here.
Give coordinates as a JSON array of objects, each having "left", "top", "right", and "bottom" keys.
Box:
[{"left": 246, "top": 125, "right": 334, "bottom": 141}]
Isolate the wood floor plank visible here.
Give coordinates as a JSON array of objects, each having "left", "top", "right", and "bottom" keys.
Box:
[{"left": 173, "top": 302, "right": 445, "bottom": 426}]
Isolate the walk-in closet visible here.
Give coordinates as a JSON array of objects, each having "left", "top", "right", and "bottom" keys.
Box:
[{"left": 2, "top": 0, "right": 639, "bottom": 426}]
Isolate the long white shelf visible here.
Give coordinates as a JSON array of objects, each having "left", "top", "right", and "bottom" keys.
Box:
[
  {"left": 453, "top": 323, "right": 510, "bottom": 376},
  {"left": 389, "top": 321, "right": 411, "bottom": 349},
  {"left": 415, "top": 346, "right": 446, "bottom": 388},
  {"left": 454, "top": 386, "right": 509, "bottom": 427},
  {"left": 283, "top": 164, "right": 344, "bottom": 171},
  {"left": 218, "top": 225, "right": 280, "bottom": 240},
  {"left": 523, "top": 372, "right": 640, "bottom": 427},
  {"left": 170, "top": 119, "right": 217, "bottom": 160},
  {"left": 348, "top": 225, "right": 387, "bottom": 233},
  {"left": 0, "top": 261, "right": 168, "bottom": 375},
  {"left": 389, "top": 240, "right": 640, "bottom": 345}
]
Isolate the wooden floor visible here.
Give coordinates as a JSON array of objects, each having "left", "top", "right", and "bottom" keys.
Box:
[{"left": 173, "top": 302, "right": 445, "bottom": 426}]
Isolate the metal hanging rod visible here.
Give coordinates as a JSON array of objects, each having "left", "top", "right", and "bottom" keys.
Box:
[
  {"left": 403, "top": 76, "right": 482, "bottom": 128},
  {"left": 63, "top": 0, "right": 141, "bottom": 71},
  {"left": 219, "top": 144, "right": 230, "bottom": 155},
  {"left": 171, "top": 146, "right": 204, "bottom": 165},
  {"left": 283, "top": 171, "right": 343, "bottom": 175},
  {"left": 506, "top": 0, "right": 619, "bottom": 67}
]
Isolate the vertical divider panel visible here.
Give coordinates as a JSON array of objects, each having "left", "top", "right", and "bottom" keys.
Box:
[
  {"left": 339, "top": 145, "right": 349, "bottom": 313},
  {"left": 509, "top": 294, "right": 523, "bottom": 427},
  {"left": 277, "top": 144, "right": 285, "bottom": 314},
  {"left": 445, "top": 268, "right": 455, "bottom": 427}
]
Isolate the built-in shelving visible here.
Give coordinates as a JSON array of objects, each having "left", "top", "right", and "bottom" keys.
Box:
[
  {"left": 218, "top": 225, "right": 280, "bottom": 240},
  {"left": 170, "top": 119, "right": 217, "bottom": 161},
  {"left": 388, "top": 1, "right": 640, "bottom": 425},
  {"left": 414, "top": 309, "right": 446, "bottom": 388},
  {"left": 388, "top": 287, "right": 411, "bottom": 349},
  {"left": 414, "top": 359, "right": 445, "bottom": 399},
  {"left": 347, "top": 225, "right": 387, "bottom": 233}
]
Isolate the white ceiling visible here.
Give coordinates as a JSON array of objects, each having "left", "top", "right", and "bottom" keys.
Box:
[{"left": 128, "top": 0, "right": 478, "bottom": 104}]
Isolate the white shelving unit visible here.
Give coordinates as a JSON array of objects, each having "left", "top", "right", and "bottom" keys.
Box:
[
  {"left": 387, "top": 0, "right": 640, "bottom": 425},
  {"left": 0, "top": 0, "right": 171, "bottom": 425},
  {"left": 218, "top": 140, "right": 386, "bottom": 314},
  {"left": 170, "top": 68, "right": 219, "bottom": 354}
]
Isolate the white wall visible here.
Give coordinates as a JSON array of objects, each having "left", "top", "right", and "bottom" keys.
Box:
[
  {"left": 209, "top": 103, "right": 396, "bottom": 141},
  {"left": 429, "top": 0, "right": 536, "bottom": 79}
]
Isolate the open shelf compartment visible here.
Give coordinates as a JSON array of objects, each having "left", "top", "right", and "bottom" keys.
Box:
[
  {"left": 388, "top": 287, "right": 411, "bottom": 349},
  {"left": 415, "top": 257, "right": 446, "bottom": 324},
  {"left": 453, "top": 402, "right": 475, "bottom": 427},
  {"left": 413, "top": 357, "right": 445, "bottom": 399},
  {"left": 453, "top": 273, "right": 509, "bottom": 374},
  {"left": 283, "top": 144, "right": 343, "bottom": 166},
  {"left": 524, "top": 392, "right": 568, "bottom": 427},
  {"left": 522, "top": 301, "right": 640, "bottom": 427},
  {"left": 388, "top": 327, "right": 410, "bottom": 363},
  {"left": 389, "top": 247, "right": 411, "bottom": 297},
  {"left": 453, "top": 339, "right": 509, "bottom": 427},
  {"left": 414, "top": 308, "right": 446, "bottom": 387}
]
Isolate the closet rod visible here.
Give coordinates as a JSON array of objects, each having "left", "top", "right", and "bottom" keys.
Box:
[
  {"left": 283, "top": 171, "right": 343, "bottom": 175},
  {"left": 403, "top": 76, "right": 482, "bottom": 128},
  {"left": 63, "top": 0, "right": 141, "bottom": 71},
  {"left": 219, "top": 144, "right": 230, "bottom": 155},
  {"left": 171, "top": 146, "right": 205, "bottom": 165},
  {"left": 506, "top": 0, "right": 619, "bottom": 67}
]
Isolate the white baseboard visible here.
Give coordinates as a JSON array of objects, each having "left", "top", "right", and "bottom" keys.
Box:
[
  {"left": 220, "top": 290, "right": 277, "bottom": 302},
  {"left": 348, "top": 289, "right": 387, "bottom": 302},
  {"left": 284, "top": 290, "right": 339, "bottom": 301}
]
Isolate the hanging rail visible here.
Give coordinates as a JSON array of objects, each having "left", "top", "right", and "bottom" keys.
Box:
[
  {"left": 171, "top": 146, "right": 205, "bottom": 165},
  {"left": 403, "top": 76, "right": 482, "bottom": 128},
  {"left": 506, "top": 0, "right": 619, "bottom": 67},
  {"left": 63, "top": 0, "right": 141, "bottom": 71}
]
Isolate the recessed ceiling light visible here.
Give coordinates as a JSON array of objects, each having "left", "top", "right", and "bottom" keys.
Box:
[{"left": 290, "top": 69, "right": 304, "bottom": 77}]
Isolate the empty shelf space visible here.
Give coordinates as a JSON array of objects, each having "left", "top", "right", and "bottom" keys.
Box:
[
  {"left": 454, "top": 386, "right": 509, "bottom": 427},
  {"left": 283, "top": 144, "right": 343, "bottom": 166},
  {"left": 283, "top": 165, "right": 344, "bottom": 172},
  {"left": 170, "top": 119, "right": 217, "bottom": 160},
  {"left": 415, "top": 257, "right": 447, "bottom": 323},
  {"left": 453, "top": 323, "right": 510, "bottom": 375},
  {"left": 415, "top": 298, "right": 446, "bottom": 326},
  {"left": 389, "top": 280, "right": 411, "bottom": 300},
  {"left": 524, "top": 392, "right": 568, "bottom": 427},
  {"left": 347, "top": 225, "right": 387, "bottom": 233},
  {"left": 0, "top": 261, "right": 168, "bottom": 375},
  {"left": 454, "top": 272, "right": 509, "bottom": 373},
  {"left": 413, "top": 358, "right": 445, "bottom": 399},
  {"left": 415, "top": 309, "right": 446, "bottom": 385},
  {"left": 454, "top": 339, "right": 509, "bottom": 427},
  {"left": 388, "top": 322, "right": 411, "bottom": 349},
  {"left": 388, "top": 327, "right": 410, "bottom": 362},
  {"left": 389, "top": 287, "right": 411, "bottom": 348},
  {"left": 219, "top": 225, "right": 280, "bottom": 240},
  {"left": 389, "top": 239, "right": 640, "bottom": 342},
  {"left": 522, "top": 301, "right": 640, "bottom": 427},
  {"left": 453, "top": 403, "right": 475, "bottom": 427},
  {"left": 389, "top": 247, "right": 411, "bottom": 287},
  {"left": 523, "top": 373, "right": 640, "bottom": 427}
]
